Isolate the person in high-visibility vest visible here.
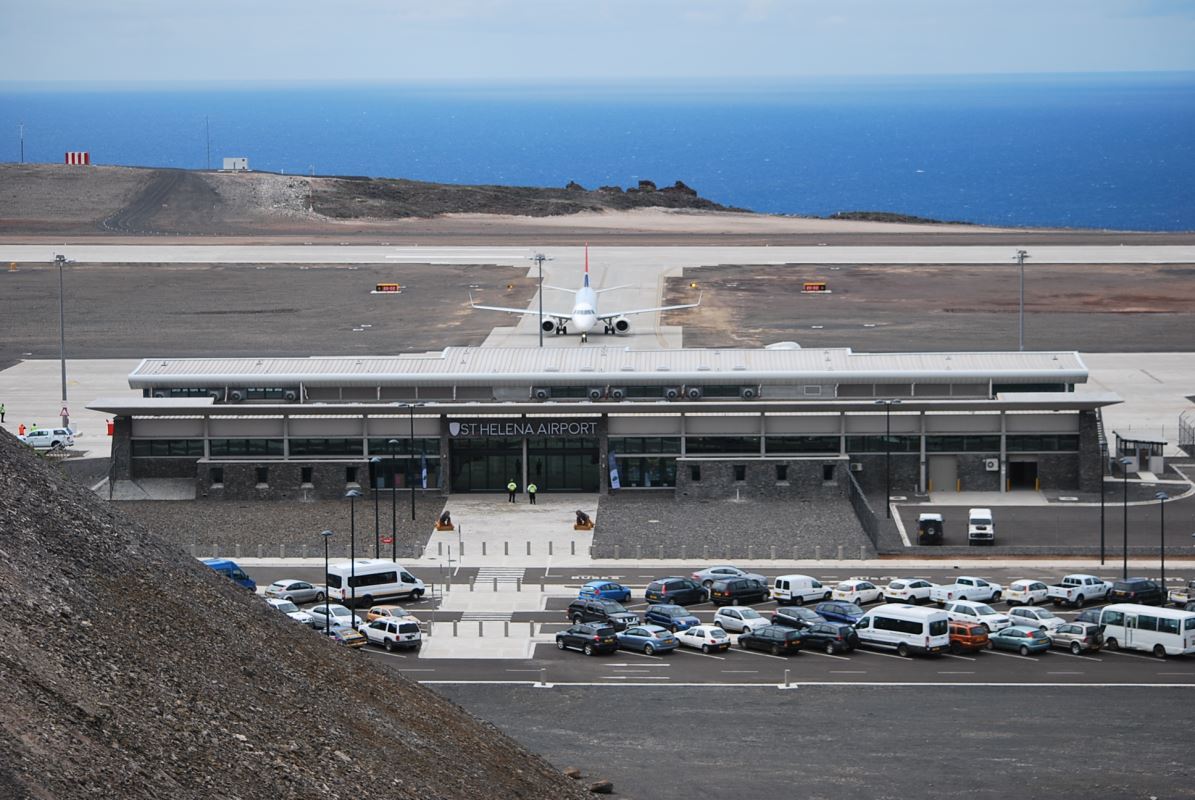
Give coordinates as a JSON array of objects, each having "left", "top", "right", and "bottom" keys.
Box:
[
  {"left": 527, "top": 482, "right": 538, "bottom": 505},
  {"left": 506, "top": 479, "right": 518, "bottom": 503}
]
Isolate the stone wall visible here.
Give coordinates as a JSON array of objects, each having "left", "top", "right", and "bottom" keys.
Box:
[
  {"left": 956, "top": 454, "right": 1002, "bottom": 492},
  {"left": 846, "top": 454, "right": 921, "bottom": 495},
  {"left": 674, "top": 456, "right": 849, "bottom": 501},
  {"left": 1077, "top": 410, "right": 1104, "bottom": 493},
  {"left": 1035, "top": 453, "right": 1080, "bottom": 491},
  {"left": 197, "top": 460, "right": 376, "bottom": 501}
]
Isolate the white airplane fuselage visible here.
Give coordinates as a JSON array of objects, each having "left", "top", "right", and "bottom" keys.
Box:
[{"left": 569, "top": 285, "right": 599, "bottom": 334}]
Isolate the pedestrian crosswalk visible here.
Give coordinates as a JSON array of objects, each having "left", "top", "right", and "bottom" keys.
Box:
[
  {"left": 461, "top": 611, "right": 514, "bottom": 621},
  {"left": 476, "top": 566, "right": 526, "bottom": 585}
]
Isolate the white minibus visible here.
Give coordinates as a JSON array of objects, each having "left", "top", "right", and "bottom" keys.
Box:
[
  {"left": 1098, "top": 603, "right": 1195, "bottom": 658},
  {"left": 326, "top": 559, "right": 425, "bottom": 606},
  {"left": 854, "top": 604, "right": 950, "bottom": 657}
]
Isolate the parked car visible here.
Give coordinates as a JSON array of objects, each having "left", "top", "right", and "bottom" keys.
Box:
[
  {"left": 1074, "top": 607, "right": 1104, "bottom": 625},
  {"left": 738, "top": 624, "right": 805, "bottom": 655},
  {"left": 675, "top": 625, "right": 731, "bottom": 654},
  {"left": 988, "top": 625, "right": 1051, "bottom": 655},
  {"left": 713, "top": 606, "right": 768, "bottom": 633},
  {"left": 1168, "top": 580, "right": 1195, "bottom": 607},
  {"left": 771, "top": 605, "right": 826, "bottom": 630},
  {"left": 692, "top": 565, "right": 766, "bottom": 588},
  {"left": 943, "top": 600, "right": 1011, "bottom": 632},
  {"left": 309, "top": 603, "right": 362, "bottom": 632},
  {"left": 967, "top": 507, "right": 996, "bottom": 546},
  {"left": 567, "top": 598, "right": 640, "bottom": 631},
  {"left": 1004, "top": 580, "right": 1050, "bottom": 607},
  {"left": 266, "top": 598, "right": 314, "bottom": 625},
  {"left": 365, "top": 604, "right": 420, "bottom": 625},
  {"left": 579, "top": 580, "right": 632, "bottom": 603},
  {"left": 616, "top": 625, "right": 679, "bottom": 655},
  {"left": 329, "top": 625, "right": 366, "bottom": 649},
  {"left": 1110, "top": 578, "right": 1166, "bottom": 606},
  {"left": 799, "top": 622, "right": 859, "bottom": 654},
  {"left": 356, "top": 617, "right": 422, "bottom": 651},
  {"left": 1049, "top": 621, "right": 1104, "bottom": 654},
  {"left": 948, "top": 620, "right": 990, "bottom": 654},
  {"left": 814, "top": 600, "right": 866, "bottom": 625},
  {"left": 18, "top": 427, "right": 75, "bottom": 450},
  {"left": 1008, "top": 606, "right": 1065, "bottom": 632},
  {"left": 645, "top": 577, "right": 708, "bottom": 606},
  {"left": 831, "top": 580, "right": 883, "bottom": 606},
  {"left": 917, "top": 512, "right": 944, "bottom": 545},
  {"left": 264, "top": 579, "right": 324, "bottom": 604},
  {"left": 555, "top": 623, "right": 619, "bottom": 656},
  {"left": 882, "top": 578, "right": 936, "bottom": 604},
  {"left": 709, "top": 577, "right": 770, "bottom": 606},
  {"left": 771, "top": 574, "right": 831, "bottom": 605},
  {"left": 1045, "top": 574, "right": 1112, "bottom": 607},
  {"left": 644, "top": 604, "right": 701, "bottom": 632},
  {"left": 930, "top": 576, "right": 1003, "bottom": 605}
]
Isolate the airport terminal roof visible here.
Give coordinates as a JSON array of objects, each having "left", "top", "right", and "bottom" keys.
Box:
[{"left": 128, "top": 347, "right": 1089, "bottom": 387}]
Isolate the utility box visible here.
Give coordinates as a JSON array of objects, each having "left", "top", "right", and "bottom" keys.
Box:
[{"left": 222, "top": 157, "right": 249, "bottom": 171}]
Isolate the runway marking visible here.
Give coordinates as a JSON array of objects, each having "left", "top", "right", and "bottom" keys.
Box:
[
  {"left": 983, "top": 650, "right": 1040, "bottom": 662},
  {"left": 601, "top": 676, "right": 670, "bottom": 680},
  {"left": 830, "top": 670, "right": 867, "bottom": 674}
]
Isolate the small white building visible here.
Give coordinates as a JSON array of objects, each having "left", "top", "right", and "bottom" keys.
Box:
[{"left": 222, "top": 157, "right": 249, "bottom": 172}]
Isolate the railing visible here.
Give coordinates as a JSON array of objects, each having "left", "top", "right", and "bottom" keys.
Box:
[
  {"left": 845, "top": 470, "right": 880, "bottom": 548},
  {"left": 1180, "top": 409, "right": 1194, "bottom": 457}
]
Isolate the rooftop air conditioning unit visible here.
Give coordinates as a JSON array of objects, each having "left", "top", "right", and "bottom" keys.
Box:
[
  {"left": 984, "top": 458, "right": 1000, "bottom": 472},
  {"left": 850, "top": 462, "right": 864, "bottom": 472},
  {"left": 152, "top": 390, "right": 168, "bottom": 399},
  {"left": 685, "top": 386, "right": 703, "bottom": 400},
  {"left": 284, "top": 389, "right": 299, "bottom": 403},
  {"left": 208, "top": 390, "right": 223, "bottom": 401},
  {"left": 663, "top": 386, "right": 681, "bottom": 401},
  {"left": 587, "top": 387, "right": 604, "bottom": 401},
  {"left": 608, "top": 387, "right": 627, "bottom": 401},
  {"left": 532, "top": 387, "right": 551, "bottom": 401},
  {"left": 228, "top": 389, "right": 246, "bottom": 403},
  {"left": 740, "top": 386, "right": 759, "bottom": 400}
]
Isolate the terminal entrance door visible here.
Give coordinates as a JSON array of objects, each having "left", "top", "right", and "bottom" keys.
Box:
[
  {"left": 449, "top": 438, "right": 522, "bottom": 493},
  {"left": 527, "top": 436, "right": 600, "bottom": 492},
  {"left": 449, "top": 435, "right": 600, "bottom": 492}
]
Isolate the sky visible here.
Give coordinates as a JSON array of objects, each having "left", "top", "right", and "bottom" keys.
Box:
[{"left": 2, "top": 0, "right": 1194, "bottom": 83}]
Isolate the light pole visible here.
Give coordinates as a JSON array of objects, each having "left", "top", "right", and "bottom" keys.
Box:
[
  {"left": 320, "top": 529, "right": 333, "bottom": 635},
  {"left": 388, "top": 438, "right": 399, "bottom": 561},
  {"left": 345, "top": 488, "right": 362, "bottom": 609},
  {"left": 874, "top": 399, "right": 902, "bottom": 518},
  {"left": 529, "top": 252, "right": 552, "bottom": 347},
  {"left": 1155, "top": 491, "right": 1168, "bottom": 596},
  {"left": 55, "top": 254, "right": 70, "bottom": 429},
  {"left": 1119, "top": 456, "right": 1133, "bottom": 579},
  {"left": 1099, "top": 446, "right": 1106, "bottom": 565},
  {"left": 403, "top": 403, "right": 422, "bottom": 521},
  {"left": 1014, "top": 249, "right": 1029, "bottom": 351},
  {"left": 370, "top": 457, "right": 381, "bottom": 557}
]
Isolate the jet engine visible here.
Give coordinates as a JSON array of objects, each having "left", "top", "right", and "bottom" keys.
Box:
[
  {"left": 541, "top": 318, "right": 557, "bottom": 333},
  {"left": 611, "top": 316, "right": 631, "bottom": 333}
]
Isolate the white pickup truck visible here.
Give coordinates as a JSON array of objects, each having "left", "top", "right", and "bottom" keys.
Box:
[
  {"left": 1045, "top": 574, "right": 1112, "bottom": 607},
  {"left": 930, "top": 576, "right": 1003, "bottom": 605},
  {"left": 1168, "top": 581, "right": 1195, "bottom": 606}
]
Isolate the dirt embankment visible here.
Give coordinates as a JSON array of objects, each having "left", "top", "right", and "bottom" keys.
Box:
[{"left": 0, "top": 430, "right": 590, "bottom": 800}]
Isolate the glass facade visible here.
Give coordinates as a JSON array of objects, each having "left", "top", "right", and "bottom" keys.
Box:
[
  {"left": 845, "top": 435, "right": 919, "bottom": 453},
  {"left": 131, "top": 439, "right": 205, "bottom": 457},
  {"left": 685, "top": 436, "right": 762, "bottom": 454},
  {"left": 926, "top": 435, "right": 1001, "bottom": 452},
  {"left": 616, "top": 457, "right": 677, "bottom": 487},
  {"left": 1007, "top": 434, "right": 1080, "bottom": 451},
  {"left": 765, "top": 435, "right": 840, "bottom": 454},
  {"left": 289, "top": 438, "right": 363, "bottom": 456},
  {"left": 209, "top": 438, "right": 284, "bottom": 457}
]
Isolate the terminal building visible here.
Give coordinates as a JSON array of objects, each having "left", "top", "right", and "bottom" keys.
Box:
[{"left": 91, "top": 346, "right": 1116, "bottom": 501}]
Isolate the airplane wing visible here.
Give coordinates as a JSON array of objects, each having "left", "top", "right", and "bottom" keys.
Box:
[
  {"left": 469, "top": 295, "right": 573, "bottom": 319},
  {"left": 597, "top": 292, "right": 702, "bottom": 322}
]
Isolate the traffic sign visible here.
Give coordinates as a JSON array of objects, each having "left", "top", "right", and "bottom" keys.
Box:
[
  {"left": 60, "top": 406, "right": 69, "bottom": 417},
  {"left": 381, "top": 536, "right": 394, "bottom": 545}
]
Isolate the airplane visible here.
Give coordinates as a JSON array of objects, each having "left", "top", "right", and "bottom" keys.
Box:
[{"left": 469, "top": 246, "right": 701, "bottom": 342}]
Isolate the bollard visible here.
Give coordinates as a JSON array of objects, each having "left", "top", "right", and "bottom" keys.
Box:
[
  {"left": 504, "top": 621, "right": 510, "bottom": 638},
  {"left": 860, "top": 545, "right": 866, "bottom": 560},
  {"left": 235, "top": 543, "right": 241, "bottom": 558},
  {"left": 460, "top": 542, "right": 465, "bottom": 557},
  {"left": 837, "top": 545, "right": 844, "bottom": 560},
  {"left": 530, "top": 621, "right": 536, "bottom": 637},
  {"left": 549, "top": 541, "right": 554, "bottom": 556},
  {"left": 784, "top": 668, "right": 790, "bottom": 689},
  {"left": 427, "top": 618, "right": 433, "bottom": 636},
  {"left": 453, "top": 620, "right": 459, "bottom": 637},
  {"left": 493, "top": 577, "right": 498, "bottom": 592},
  {"left": 539, "top": 666, "right": 547, "bottom": 687},
  {"left": 815, "top": 545, "right": 822, "bottom": 560},
  {"left": 540, "top": 581, "right": 545, "bottom": 593},
  {"left": 482, "top": 541, "right": 487, "bottom": 556},
  {"left": 658, "top": 544, "right": 664, "bottom": 559},
  {"left": 280, "top": 544, "right": 285, "bottom": 559},
  {"left": 189, "top": 544, "right": 196, "bottom": 558},
  {"left": 703, "top": 545, "right": 709, "bottom": 560},
  {"left": 517, "top": 578, "right": 522, "bottom": 592},
  {"left": 614, "top": 544, "right": 620, "bottom": 559},
  {"left": 438, "top": 541, "right": 443, "bottom": 556},
  {"left": 301, "top": 543, "right": 308, "bottom": 559},
  {"left": 680, "top": 544, "right": 686, "bottom": 561},
  {"left": 748, "top": 545, "right": 754, "bottom": 560},
  {"left": 478, "top": 620, "right": 484, "bottom": 638},
  {"left": 470, "top": 579, "right": 475, "bottom": 592},
  {"left": 256, "top": 544, "right": 263, "bottom": 559},
  {"left": 504, "top": 541, "right": 510, "bottom": 556},
  {"left": 636, "top": 544, "right": 642, "bottom": 560},
  {"left": 526, "top": 540, "right": 531, "bottom": 556},
  {"left": 446, "top": 575, "right": 452, "bottom": 592},
  {"left": 570, "top": 540, "right": 576, "bottom": 556},
  {"left": 770, "top": 546, "right": 776, "bottom": 560}
]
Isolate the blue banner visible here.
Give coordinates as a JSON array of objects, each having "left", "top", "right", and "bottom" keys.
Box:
[{"left": 608, "top": 451, "right": 621, "bottom": 490}]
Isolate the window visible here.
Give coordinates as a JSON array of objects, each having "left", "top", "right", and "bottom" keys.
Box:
[
  {"left": 875, "top": 616, "right": 923, "bottom": 634},
  {"left": 690, "top": 464, "right": 701, "bottom": 482},
  {"left": 607, "top": 437, "right": 681, "bottom": 455},
  {"left": 209, "top": 438, "right": 284, "bottom": 457},
  {"left": 209, "top": 467, "right": 224, "bottom": 486},
  {"left": 1136, "top": 615, "right": 1158, "bottom": 632},
  {"left": 926, "top": 435, "right": 1001, "bottom": 452},
  {"left": 823, "top": 463, "right": 836, "bottom": 481},
  {"left": 845, "top": 435, "right": 919, "bottom": 453},
  {"left": 1158, "top": 618, "right": 1180, "bottom": 635},
  {"left": 775, "top": 464, "right": 788, "bottom": 482},
  {"left": 349, "top": 570, "right": 398, "bottom": 588},
  {"left": 1006, "top": 434, "right": 1080, "bottom": 452},
  {"left": 733, "top": 465, "right": 746, "bottom": 482},
  {"left": 1103, "top": 610, "right": 1124, "bottom": 626},
  {"left": 803, "top": 385, "right": 823, "bottom": 396},
  {"left": 255, "top": 467, "right": 269, "bottom": 485},
  {"left": 131, "top": 439, "right": 205, "bottom": 457},
  {"left": 346, "top": 466, "right": 359, "bottom": 484},
  {"left": 929, "top": 619, "right": 948, "bottom": 636},
  {"left": 765, "top": 435, "right": 839, "bottom": 454},
  {"left": 290, "top": 438, "right": 363, "bottom": 456},
  {"left": 300, "top": 467, "right": 314, "bottom": 485},
  {"left": 685, "top": 436, "right": 761, "bottom": 454}
]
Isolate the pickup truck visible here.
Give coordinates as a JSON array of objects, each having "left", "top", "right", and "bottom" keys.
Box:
[
  {"left": 930, "top": 576, "right": 1003, "bottom": 606},
  {"left": 1046, "top": 574, "right": 1112, "bottom": 607},
  {"left": 1168, "top": 580, "right": 1195, "bottom": 606}
]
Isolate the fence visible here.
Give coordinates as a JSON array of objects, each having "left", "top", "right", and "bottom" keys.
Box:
[{"left": 845, "top": 470, "right": 880, "bottom": 548}]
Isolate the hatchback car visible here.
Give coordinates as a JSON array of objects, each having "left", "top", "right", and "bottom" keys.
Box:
[
  {"left": 709, "top": 578, "right": 770, "bottom": 606},
  {"left": 309, "top": 603, "right": 362, "bottom": 632},
  {"left": 365, "top": 604, "right": 420, "bottom": 625},
  {"left": 1110, "top": 578, "right": 1165, "bottom": 606},
  {"left": 692, "top": 565, "right": 766, "bottom": 588},
  {"left": 713, "top": 606, "right": 768, "bottom": 633},
  {"left": 799, "top": 622, "right": 859, "bottom": 654},
  {"left": 567, "top": 598, "right": 640, "bottom": 631},
  {"left": 616, "top": 624, "right": 679, "bottom": 655},
  {"left": 948, "top": 620, "right": 990, "bottom": 654},
  {"left": 556, "top": 623, "right": 619, "bottom": 656},
  {"left": 1050, "top": 621, "right": 1104, "bottom": 654},
  {"left": 579, "top": 580, "right": 632, "bottom": 603},
  {"left": 645, "top": 577, "right": 708, "bottom": 606},
  {"left": 832, "top": 580, "right": 882, "bottom": 606},
  {"left": 1005, "top": 580, "right": 1050, "bottom": 607},
  {"left": 676, "top": 625, "right": 731, "bottom": 653},
  {"left": 882, "top": 578, "right": 936, "bottom": 604},
  {"left": 330, "top": 625, "right": 366, "bottom": 649},
  {"left": 739, "top": 624, "right": 804, "bottom": 655},
  {"left": 814, "top": 600, "right": 866, "bottom": 625},
  {"left": 264, "top": 579, "right": 324, "bottom": 604},
  {"left": 19, "top": 427, "right": 75, "bottom": 450},
  {"left": 988, "top": 625, "right": 1051, "bottom": 655},
  {"left": 771, "top": 605, "right": 826, "bottom": 630},
  {"left": 944, "top": 600, "right": 1011, "bottom": 632},
  {"left": 644, "top": 604, "right": 701, "bottom": 632},
  {"left": 266, "top": 598, "right": 314, "bottom": 625},
  {"left": 1008, "top": 606, "right": 1065, "bottom": 632}
]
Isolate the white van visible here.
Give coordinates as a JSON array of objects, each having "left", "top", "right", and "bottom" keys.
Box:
[
  {"left": 854, "top": 604, "right": 950, "bottom": 657},
  {"left": 1098, "top": 603, "right": 1195, "bottom": 658},
  {"left": 772, "top": 574, "right": 831, "bottom": 605},
  {"left": 326, "top": 559, "right": 425, "bottom": 606},
  {"left": 967, "top": 507, "right": 995, "bottom": 545}
]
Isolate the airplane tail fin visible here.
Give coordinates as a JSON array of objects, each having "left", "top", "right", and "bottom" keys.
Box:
[{"left": 583, "top": 243, "right": 590, "bottom": 288}]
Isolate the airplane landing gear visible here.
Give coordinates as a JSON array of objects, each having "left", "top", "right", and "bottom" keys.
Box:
[{"left": 581, "top": 332, "right": 588, "bottom": 343}]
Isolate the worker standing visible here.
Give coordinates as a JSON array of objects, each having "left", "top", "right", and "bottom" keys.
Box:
[
  {"left": 506, "top": 479, "right": 518, "bottom": 503},
  {"left": 0, "top": 402, "right": 5, "bottom": 423},
  {"left": 527, "top": 482, "right": 538, "bottom": 505}
]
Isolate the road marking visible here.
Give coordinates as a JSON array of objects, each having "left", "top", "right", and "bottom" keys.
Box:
[
  {"left": 1051, "top": 651, "right": 1103, "bottom": 662},
  {"left": 420, "top": 680, "right": 1195, "bottom": 688},
  {"left": 983, "top": 650, "right": 1039, "bottom": 662},
  {"left": 852, "top": 649, "right": 910, "bottom": 661},
  {"left": 361, "top": 650, "right": 407, "bottom": 659},
  {"left": 605, "top": 661, "right": 669, "bottom": 667},
  {"left": 941, "top": 653, "right": 977, "bottom": 662},
  {"left": 1102, "top": 649, "right": 1159, "bottom": 661},
  {"left": 1157, "top": 672, "right": 1195, "bottom": 676},
  {"left": 600, "top": 676, "right": 670, "bottom": 680},
  {"left": 830, "top": 670, "right": 867, "bottom": 674},
  {"left": 505, "top": 668, "right": 541, "bottom": 672},
  {"left": 1047, "top": 672, "right": 1084, "bottom": 675},
  {"left": 938, "top": 671, "right": 974, "bottom": 675},
  {"left": 730, "top": 648, "right": 790, "bottom": 661},
  {"left": 721, "top": 670, "right": 759, "bottom": 674},
  {"left": 400, "top": 668, "right": 436, "bottom": 672},
  {"left": 672, "top": 648, "right": 727, "bottom": 661},
  {"left": 798, "top": 649, "right": 852, "bottom": 661},
  {"left": 614, "top": 650, "right": 665, "bottom": 661}
]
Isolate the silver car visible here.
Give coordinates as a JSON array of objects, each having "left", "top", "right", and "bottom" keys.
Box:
[
  {"left": 266, "top": 598, "right": 314, "bottom": 625},
  {"left": 308, "top": 603, "right": 361, "bottom": 632},
  {"left": 264, "top": 579, "right": 324, "bottom": 604},
  {"left": 1049, "top": 621, "right": 1104, "bottom": 654},
  {"left": 691, "top": 565, "right": 766, "bottom": 588}
]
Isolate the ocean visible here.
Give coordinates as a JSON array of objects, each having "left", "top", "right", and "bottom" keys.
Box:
[{"left": 2, "top": 73, "right": 1194, "bottom": 231}]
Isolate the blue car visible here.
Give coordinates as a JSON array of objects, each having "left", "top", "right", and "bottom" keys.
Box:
[
  {"left": 200, "top": 558, "right": 256, "bottom": 592},
  {"left": 814, "top": 600, "right": 865, "bottom": 625},
  {"left": 579, "top": 580, "right": 632, "bottom": 603},
  {"left": 616, "top": 624, "right": 679, "bottom": 655},
  {"left": 644, "top": 603, "right": 701, "bottom": 632}
]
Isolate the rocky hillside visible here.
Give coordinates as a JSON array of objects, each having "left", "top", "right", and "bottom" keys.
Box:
[{"left": 0, "top": 430, "right": 589, "bottom": 800}]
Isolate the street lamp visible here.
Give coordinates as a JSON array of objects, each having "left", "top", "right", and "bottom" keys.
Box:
[
  {"left": 1155, "top": 491, "right": 1169, "bottom": 596},
  {"left": 403, "top": 403, "right": 423, "bottom": 521},
  {"left": 55, "top": 254, "right": 70, "bottom": 428},
  {"left": 1099, "top": 444, "right": 1107, "bottom": 565},
  {"left": 319, "top": 529, "right": 333, "bottom": 635},
  {"left": 529, "top": 252, "right": 552, "bottom": 347},
  {"left": 874, "top": 399, "right": 902, "bottom": 518},
  {"left": 345, "top": 488, "right": 362, "bottom": 609},
  {"left": 388, "top": 438, "right": 399, "bottom": 561},
  {"left": 1014, "top": 249, "right": 1029, "bottom": 351},
  {"left": 1119, "top": 456, "right": 1133, "bottom": 579},
  {"left": 370, "top": 457, "right": 382, "bottom": 557}
]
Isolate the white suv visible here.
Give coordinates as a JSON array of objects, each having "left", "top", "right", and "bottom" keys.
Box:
[
  {"left": 943, "top": 600, "right": 1012, "bottom": 632},
  {"left": 19, "top": 427, "right": 76, "bottom": 450}
]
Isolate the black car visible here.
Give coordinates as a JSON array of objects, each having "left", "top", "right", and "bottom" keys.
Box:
[
  {"left": 1110, "top": 578, "right": 1165, "bottom": 606},
  {"left": 1074, "top": 607, "right": 1103, "bottom": 625},
  {"left": 567, "top": 598, "right": 640, "bottom": 631},
  {"left": 709, "top": 577, "right": 770, "bottom": 607},
  {"left": 797, "top": 622, "right": 859, "bottom": 654},
  {"left": 771, "top": 605, "right": 826, "bottom": 630},
  {"left": 645, "top": 577, "right": 708, "bottom": 606},
  {"left": 738, "top": 624, "right": 804, "bottom": 655},
  {"left": 555, "top": 623, "right": 619, "bottom": 656}
]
